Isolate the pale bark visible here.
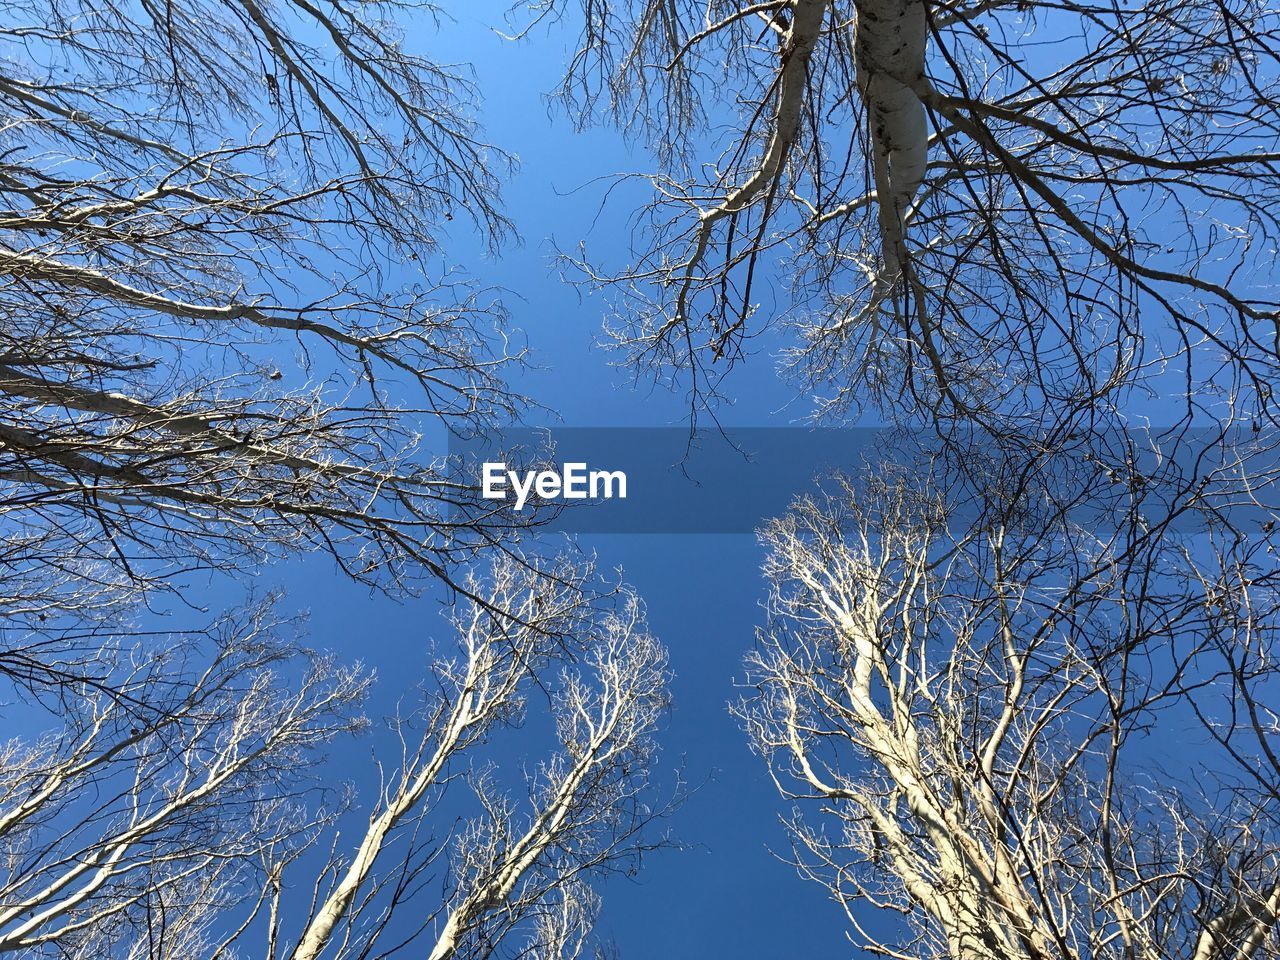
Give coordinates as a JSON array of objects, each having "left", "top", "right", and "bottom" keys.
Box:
[
  {"left": 281, "top": 560, "right": 668, "bottom": 960},
  {"left": 745, "top": 472, "right": 1280, "bottom": 960},
  {"left": 532, "top": 0, "right": 1280, "bottom": 423}
]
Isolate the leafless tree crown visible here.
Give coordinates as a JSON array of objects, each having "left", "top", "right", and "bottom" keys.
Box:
[
  {"left": 518, "top": 0, "right": 1280, "bottom": 422},
  {"left": 0, "top": 556, "right": 672, "bottom": 959},
  {"left": 1, "top": 0, "right": 529, "bottom": 654},
  {"left": 744, "top": 472, "right": 1280, "bottom": 960}
]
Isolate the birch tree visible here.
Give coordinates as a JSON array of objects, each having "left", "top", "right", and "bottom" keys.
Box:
[
  {"left": 0, "top": 554, "right": 670, "bottom": 960},
  {"left": 743, "top": 470, "right": 1280, "bottom": 960},
  {"left": 517, "top": 0, "right": 1280, "bottom": 421}
]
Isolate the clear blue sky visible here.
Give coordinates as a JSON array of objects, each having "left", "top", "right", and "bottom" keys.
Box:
[{"left": 258, "top": 5, "right": 859, "bottom": 957}]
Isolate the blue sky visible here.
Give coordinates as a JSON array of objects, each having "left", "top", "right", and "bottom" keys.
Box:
[
  {"left": 256, "top": 5, "right": 858, "bottom": 957},
  {"left": 5, "top": 2, "right": 1276, "bottom": 956}
]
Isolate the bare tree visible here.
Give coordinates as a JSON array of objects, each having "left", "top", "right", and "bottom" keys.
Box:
[
  {"left": 282, "top": 555, "right": 670, "bottom": 960},
  {"left": 0, "top": 5, "right": 679, "bottom": 957},
  {"left": 0, "top": 600, "right": 370, "bottom": 957},
  {"left": 0, "top": 553, "right": 670, "bottom": 960},
  {"left": 0, "top": 0, "right": 530, "bottom": 683},
  {"left": 515, "top": 0, "right": 1280, "bottom": 422},
  {"left": 743, "top": 469, "right": 1280, "bottom": 960}
]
